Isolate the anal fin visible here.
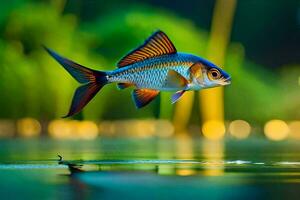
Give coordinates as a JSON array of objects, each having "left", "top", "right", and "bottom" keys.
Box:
[{"left": 132, "top": 89, "right": 160, "bottom": 108}]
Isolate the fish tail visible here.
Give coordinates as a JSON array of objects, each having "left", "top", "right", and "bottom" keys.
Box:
[{"left": 44, "top": 46, "right": 108, "bottom": 117}]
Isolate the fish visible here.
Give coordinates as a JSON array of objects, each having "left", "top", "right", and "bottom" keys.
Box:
[{"left": 44, "top": 30, "right": 231, "bottom": 117}]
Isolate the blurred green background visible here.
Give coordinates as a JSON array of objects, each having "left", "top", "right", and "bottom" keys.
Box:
[{"left": 0, "top": 0, "right": 299, "bottom": 140}]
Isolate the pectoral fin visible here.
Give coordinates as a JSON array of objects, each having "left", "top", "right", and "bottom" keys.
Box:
[
  {"left": 164, "top": 70, "right": 188, "bottom": 88},
  {"left": 132, "top": 89, "right": 160, "bottom": 108},
  {"left": 171, "top": 90, "right": 186, "bottom": 104}
]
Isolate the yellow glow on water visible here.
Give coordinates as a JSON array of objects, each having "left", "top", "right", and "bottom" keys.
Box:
[
  {"left": 202, "top": 120, "right": 225, "bottom": 140},
  {"left": 17, "top": 118, "right": 41, "bottom": 137},
  {"left": 264, "top": 120, "right": 289, "bottom": 141},
  {"left": 203, "top": 168, "right": 224, "bottom": 176},
  {"left": 202, "top": 140, "right": 224, "bottom": 176},
  {"left": 229, "top": 120, "right": 251, "bottom": 139},
  {"left": 288, "top": 121, "right": 300, "bottom": 139},
  {"left": 76, "top": 121, "right": 99, "bottom": 140},
  {"left": 176, "top": 169, "right": 196, "bottom": 176},
  {"left": 176, "top": 134, "right": 193, "bottom": 158},
  {"left": 175, "top": 134, "right": 196, "bottom": 176},
  {"left": 157, "top": 133, "right": 176, "bottom": 175}
]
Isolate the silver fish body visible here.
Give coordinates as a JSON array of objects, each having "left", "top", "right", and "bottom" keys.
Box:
[
  {"left": 107, "top": 53, "right": 200, "bottom": 91},
  {"left": 45, "top": 30, "right": 231, "bottom": 116}
]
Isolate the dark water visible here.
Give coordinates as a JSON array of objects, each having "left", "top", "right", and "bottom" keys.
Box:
[{"left": 1, "top": 137, "right": 300, "bottom": 199}]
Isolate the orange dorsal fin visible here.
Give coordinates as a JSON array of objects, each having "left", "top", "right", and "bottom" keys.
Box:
[
  {"left": 132, "top": 89, "right": 160, "bottom": 108},
  {"left": 117, "top": 30, "right": 177, "bottom": 68}
]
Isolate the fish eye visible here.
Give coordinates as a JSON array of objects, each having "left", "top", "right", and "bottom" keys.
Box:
[
  {"left": 212, "top": 71, "right": 218, "bottom": 77},
  {"left": 208, "top": 69, "right": 221, "bottom": 80}
]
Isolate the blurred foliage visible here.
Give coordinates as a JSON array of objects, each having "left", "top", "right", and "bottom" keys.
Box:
[
  {"left": 0, "top": 1, "right": 107, "bottom": 120},
  {"left": 0, "top": 0, "right": 299, "bottom": 125}
]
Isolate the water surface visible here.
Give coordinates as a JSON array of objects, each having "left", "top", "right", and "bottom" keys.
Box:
[{"left": 1, "top": 138, "right": 300, "bottom": 199}]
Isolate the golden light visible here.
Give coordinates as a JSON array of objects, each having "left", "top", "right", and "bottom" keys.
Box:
[
  {"left": 17, "top": 118, "right": 41, "bottom": 137},
  {"left": 175, "top": 135, "right": 196, "bottom": 176},
  {"left": 288, "top": 121, "right": 300, "bottom": 139},
  {"left": 199, "top": 0, "right": 236, "bottom": 137},
  {"left": 134, "top": 120, "right": 155, "bottom": 138},
  {"left": 229, "top": 120, "right": 251, "bottom": 139},
  {"left": 99, "top": 121, "right": 116, "bottom": 136},
  {"left": 264, "top": 120, "right": 289, "bottom": 141},
  {"left": 98, "top": 120, "right": 174, "bottom": 138},
  {"left": 155, "top": 120, "right": 174, "bottom": 138},
  {"left": 48, "top": 120, "right": 72, "bottom": 139},
  {"left": 48, "top": 120, "right": 99, "bottom": 140},
  {"left": 99, "top": 120, "right": 159, "bottom": 138},
  {"left": 176, "top": 168, "right": 196, "bottom": 176},
  {"left": 202, "top": 140, "right": 224, "bottom": 176},
  {"left": 77, "top": 121, "right": 99, "bottom": 140},
  {"left": 0, "top": 120, "right": 15, "bottom": 137},
  {"left": 173, "top": 91, "right": 194, "bottom": 134},
  {"left": 68, "top": 120, "right": 81, "bottom": 138},
  {"left": 202, "top": 120, "right": 225, "bottom": 140}
]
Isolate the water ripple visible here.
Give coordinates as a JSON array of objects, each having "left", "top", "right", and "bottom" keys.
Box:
[
  {"left": 1, "top": 159, "right": 300, "bottom": 170},
  {"left": 0, "top": 164, "right": 68, "bottom": 169}
]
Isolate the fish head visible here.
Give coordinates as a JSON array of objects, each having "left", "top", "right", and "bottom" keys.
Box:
[
  {"left": 190, "top": 61, "right": 231, "bottom": 89},
  {"left": 204, "top": 65, "right": 231, "bottom": 87}
]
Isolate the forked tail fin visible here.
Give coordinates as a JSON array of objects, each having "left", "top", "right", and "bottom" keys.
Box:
[{"left": 44, "top": 46, "right": 108, "bottom": 117}]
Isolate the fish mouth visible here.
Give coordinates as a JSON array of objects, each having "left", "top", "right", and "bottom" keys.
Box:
[
  {"left": 220, "top": 77, "right": 231, "bottom": 85},
  {"left": 225, "top": 77, "right": 231, "bottom": 84}
]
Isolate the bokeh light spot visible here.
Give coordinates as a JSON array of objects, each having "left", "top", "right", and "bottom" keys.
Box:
[
  {"left": 48, "top": 120, "right": 72, "bottom": 139},
  {"left": 77, "top": 121, "right": 99, "bottom": 140},
  {"left": 264, "top": 120, "right": 289, "bottom": 141},
  {"left": 48, "top": 120, "right": 99, "bottom": 140},
  {"left": 17, "top": 118, "right": 41, "bottom": 137},
  {"left": 202, "top": 120, "right": 225, "bottom": 140},
  {"left": 229, "top": 120, "right": 251, "bottom": 139},
  {"left": 288, "top": 121, "right": 300, "bottom": 140}
]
